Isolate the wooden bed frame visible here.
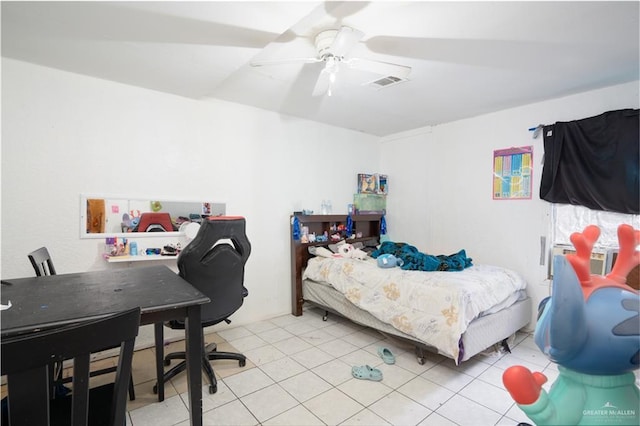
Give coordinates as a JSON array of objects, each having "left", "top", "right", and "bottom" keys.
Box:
[{"left": 290, "top": 214, "right": 383, "bottom": 316}]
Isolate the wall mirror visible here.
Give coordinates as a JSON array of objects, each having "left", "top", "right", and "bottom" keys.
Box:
[{"left": 80, "top": 194, "right": 226, "bottom": 239}]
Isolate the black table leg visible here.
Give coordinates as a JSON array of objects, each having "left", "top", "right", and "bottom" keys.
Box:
[
  {"left": 185, "top": 305, "right": 203, "bottom": 426},
  {"left": 154, "top": 322, "right": 165, "bottom": 402}
]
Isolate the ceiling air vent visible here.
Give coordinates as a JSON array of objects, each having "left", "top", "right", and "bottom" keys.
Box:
[{"left": 367, "top": 75, "right": 407, "bottom": 89}]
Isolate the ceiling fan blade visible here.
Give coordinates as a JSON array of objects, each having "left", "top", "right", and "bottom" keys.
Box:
[
  {"left": 324, "top": 1, "right": 370, "bottom": 20},
  {"left": 281, "top": 62, "right": 325, "bottom": 115},
  {"left": 346, "top": 57, "right": 411, "bottom": 78},
  {"left": 365, "top": 36, "right": 552, "bottom": 68},
  {"left": 328, "top": 26, "right": 364, "bottom": 57},
  {"left": 312, "top": 66, "right": 332, "bottom": 97},
  {"left": 250, "top": 57, "right": 321, "bottom": 67},
  {"left": 5, "top": 1, "right": 284, "bottom": 49}
]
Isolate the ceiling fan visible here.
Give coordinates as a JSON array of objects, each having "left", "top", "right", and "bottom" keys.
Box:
[{"left": 250, "top": 26, "right": 411, "bottom": 97}]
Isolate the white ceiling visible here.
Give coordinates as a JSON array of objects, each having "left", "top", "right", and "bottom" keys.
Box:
[{"left": 2, "top": 1, "right": 638, "bottom": 136}]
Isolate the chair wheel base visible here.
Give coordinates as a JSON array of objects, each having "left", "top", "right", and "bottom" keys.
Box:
[
  {"left": 152, "top": 384, "right": 158, "bottom": 394},
  {"left": 209, "top": 384, "right": 217, "bottom": 394},
  {"left": 164, "top": 359, "right": 171, "bottom": 366},
  {"left": 239, "top": 359, "right": 246, "bottom": 367}
]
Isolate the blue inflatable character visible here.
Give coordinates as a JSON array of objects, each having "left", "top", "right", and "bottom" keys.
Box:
[{"left": 503, "top": 224, "right": 639, "bottom": 425}]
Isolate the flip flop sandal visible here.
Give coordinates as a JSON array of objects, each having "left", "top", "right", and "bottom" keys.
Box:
[
  {"left": 377, "top": 347, "right": 395, "bottom": 364},
  {"left": 351, "top": 365, "right": 383, "bottom": 381}
]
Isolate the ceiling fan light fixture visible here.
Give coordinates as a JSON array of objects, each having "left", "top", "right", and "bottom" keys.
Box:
[
  {"left": 325, "top": 55, "right": 339, "bottom": 70},
  {"left": 252, "top": 25, "right": 410, "bottom": 97},
  {"left": 315, "top": 29, "right": 339, "bottom": 57}
]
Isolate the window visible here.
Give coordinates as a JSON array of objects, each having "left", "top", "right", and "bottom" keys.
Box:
[{"left": 552, "top": 204, "right": 640, "bottom": 249}]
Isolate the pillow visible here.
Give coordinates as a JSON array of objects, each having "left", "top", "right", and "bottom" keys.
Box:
[
  {"left": 328, "top": 240, "right": 365, "bottom": 253},
  {"left": 308, "top": 246, "right": 335, "bottom": 258},
  {"left": 328, "top": 241, "right": 344, "bottom": 254}
]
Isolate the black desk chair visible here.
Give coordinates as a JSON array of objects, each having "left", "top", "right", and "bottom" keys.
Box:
[
  {"left": 154, "top": 216, "right": 251, "bottom": 396},
  {"left": 28, "top": 246, "right": 57, "bottom": 276},
  {"left": 27, "top": 247, "right": 137, "bottom": 401},
  {"left": 1, "top": 307, "right": 140, "bottom": 426}
]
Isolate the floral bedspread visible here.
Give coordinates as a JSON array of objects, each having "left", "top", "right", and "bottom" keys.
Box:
[{"left": 303, "top": 257, "right": 527, "bottom": 361}]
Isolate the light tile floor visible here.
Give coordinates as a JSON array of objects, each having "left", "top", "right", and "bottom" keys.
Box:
[
  {"left": 117, "top": 307, "right": 556, "bottom": 426},
  {"left": 4, "top": 306, "right": 638, "bottom": 425}
]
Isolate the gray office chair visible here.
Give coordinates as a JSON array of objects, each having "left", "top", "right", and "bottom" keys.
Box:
[
  {"left": 1, "top": 307, "right": 140, "bottom": 426},
  {"left": 27, "top": 247, "right": 137, "bottom": 401}
]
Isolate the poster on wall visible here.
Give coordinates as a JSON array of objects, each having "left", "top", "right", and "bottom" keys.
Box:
[{"left": 493, "top": 146, "right": 533, "bottom": 200}]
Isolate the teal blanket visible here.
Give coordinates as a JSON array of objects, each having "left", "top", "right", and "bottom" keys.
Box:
[{"left": 371, "top": 241, "right": 473, "bottom": 271}]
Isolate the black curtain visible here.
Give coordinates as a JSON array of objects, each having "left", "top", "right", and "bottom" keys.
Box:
[{"left": 539, "top": 108, "right": 639, "bottom": 214}]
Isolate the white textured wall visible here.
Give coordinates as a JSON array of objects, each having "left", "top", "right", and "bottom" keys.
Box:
[
  {"left": 1, "top": 58, "right": 379, "bottom": 328},
  {"left": 380, "top": 80, "right": 640, "bottom": 329},
  {"left": 3, "top": 58, "right": 637, "bottom": 336}
]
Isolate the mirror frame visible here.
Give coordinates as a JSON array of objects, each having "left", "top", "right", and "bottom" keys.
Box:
[{"left": 79, "top": 194, "right": 225, "bottom": 239}]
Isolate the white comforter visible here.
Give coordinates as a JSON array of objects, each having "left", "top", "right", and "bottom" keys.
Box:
[{"left": 303, "top": 257, "right": 527, "bottom": 361}]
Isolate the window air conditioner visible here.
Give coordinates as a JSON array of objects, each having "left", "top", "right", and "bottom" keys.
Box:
[{"left": 549, "top": 244, "right": 617, "bottom": 277}]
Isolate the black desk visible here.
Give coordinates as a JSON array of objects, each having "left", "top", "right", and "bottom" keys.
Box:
[{"left": 1, "top": 265, "right": 209, "bottom": 426}]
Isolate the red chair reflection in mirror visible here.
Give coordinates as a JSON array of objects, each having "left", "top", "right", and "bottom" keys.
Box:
[{"left": 135, "top": 213, "right": 177, "bottom": 232}]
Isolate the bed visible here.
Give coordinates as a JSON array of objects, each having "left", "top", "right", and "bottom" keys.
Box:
[{"left": 290, "top": 214, "right": 532, "bottom": 364}]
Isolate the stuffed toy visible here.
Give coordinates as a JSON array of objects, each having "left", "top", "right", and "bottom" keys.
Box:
[
  {"left": 376, "top": 253, "right": 404, "bottom": 268},
  {"left": 503, "top": 224, "right": 639, "bottom": 425},
  {"left": 310, "top": 243, "right": 368, "bottom": 260},
  {"left": 337, "top": 243, "right": 368, "bottom": 260}
]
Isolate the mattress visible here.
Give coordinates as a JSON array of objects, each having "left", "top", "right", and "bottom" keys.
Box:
[
  {"left": 302, "top": 256, "right": 530, "bottom": 362},
  {"left": 303, "top": 278, "right": 531, "bottom": 362}
]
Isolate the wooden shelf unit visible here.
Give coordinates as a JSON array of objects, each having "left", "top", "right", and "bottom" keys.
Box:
[{"left": 289, "top": 214, "right": 382, "bottom": 316}]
